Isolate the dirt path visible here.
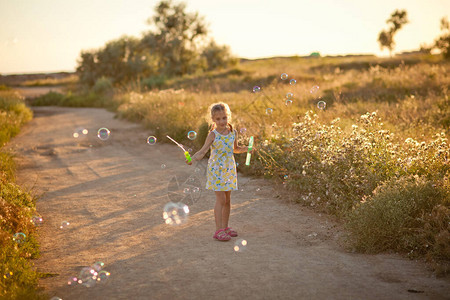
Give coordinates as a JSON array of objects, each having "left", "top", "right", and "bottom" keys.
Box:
[{"left": 9, "top": 107, "right": 449, "bottom": 300}]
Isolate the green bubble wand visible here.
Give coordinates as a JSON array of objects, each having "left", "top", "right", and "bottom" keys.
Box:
[
  {"left": 166, "top": 135, "right": 192, "bottom": 163},
  {"left": 245, "top": 136, "right": 254, "bottom": 166}
]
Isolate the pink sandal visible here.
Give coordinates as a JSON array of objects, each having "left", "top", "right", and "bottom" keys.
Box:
[
  {"left": 224, "top": 227, "right": 238, "bottom": 237},
  {"left": 213, "top": 229, "right": 231, "bottom": 241}
]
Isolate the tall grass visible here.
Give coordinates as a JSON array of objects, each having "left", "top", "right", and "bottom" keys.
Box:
[{"left": 0, "top": 90, "right": 46, "bottom": 299}]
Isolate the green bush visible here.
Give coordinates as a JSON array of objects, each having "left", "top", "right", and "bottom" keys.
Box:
[
  {"left": 0, "top": 91, "right": 33, "bottom": 147},
  {"left": 32, "top": 90, "right": 113, "bottom": 108},
  {"left": 93, "top": 77, "right": 114, "bottom": 95},
  {"left": 0, "top": 91, "right": 45, "bottom": 299},
  {"left": 345, "top": 176, "right": 449, "bottom": 261},
  {"left": 141, "top": 75, "right": 168, "bottom": 90}
]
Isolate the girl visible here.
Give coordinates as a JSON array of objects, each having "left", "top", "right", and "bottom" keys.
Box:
[{"left": 187, "top": 102, "right": 248, "bottom": 241}]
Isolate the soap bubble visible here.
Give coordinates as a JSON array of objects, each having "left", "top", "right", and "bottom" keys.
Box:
[
  {"left": 310, "top": 85, "right": 320, "bottom": 94},
  {"left": 163, "top": 202, "right": 190, "bottom": 226},
  {"left": 281, "top": 73, "right": 288, "bottom": 80},
  {"left": 67, "top": 276, "right": 78, "bottom": 286},
  {"left": 60, "top": 221, "right": 70, "bottom": 229},
  {"left": 13, "top": 232, "right": 26, "bottom": 244},
  {"left": 31, "top": 215, "right": 43, "bottom": 226},
  {"left": 289, "top": 79, "right": 297, "bottom": 85},
  {"left": 97, "top": 270, "right": 110, "bottom": 282},
  {"left": 97, "top": 128, "right": 110, "bottom": 141},
  {"left": 252, "top": 86, "right": 261, "bottom": 93},
  {"left": 73, "top": 127, "right": 88, "bottom": 139},
  {"left": 161, "top": 164, "right": 166, "bottom": 169},
  {"left": 285, "top": 99, "right": 293, "bottom": 107},
  {"left": 265, "top": 108, "right": 273, "bottom": 115},
  {"left": 239, "top": 128, "right": 247, "bottom": 134},
  {"left": 187, "top": 131, "right": 197, "bottom": 140},
  {"left": 317, "top": 100, "right": 327, "bottom": 110},
  {"left": 91, "top": 261, "right": 104, "bottom": 272},
  {"left": 78, "top": 267, "right": 97, "bottom": 287},
  {"left": 286, "top": 92, "right": 293, "bottom": 99},
  {"left": 284, "top": 175, "right": 289, "bottom": 180},
  {"left": 234, "top": 239, "right": 248, "bottom": 252},
  {"left": 147, "top": 136, "right": 157, "bottom": 145},
  {"left": 167, "top": 171, "right": 202, "bottom": 206}
]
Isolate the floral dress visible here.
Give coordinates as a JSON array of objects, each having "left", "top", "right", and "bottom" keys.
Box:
[{"left": 206, "top": 129, "right": 238, "bottom": 191}]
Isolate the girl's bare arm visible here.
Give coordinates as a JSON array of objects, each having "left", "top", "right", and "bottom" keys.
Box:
[
  {"left": 188, "top": 131, "right": 215, "bottom": 164},
  {"left": 233, "top": 130, "right": 248, "bottom": 154}
]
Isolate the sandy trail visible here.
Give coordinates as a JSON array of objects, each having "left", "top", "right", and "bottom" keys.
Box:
[{"left": 9, "top": 106, "right": 449, "bottom": 300}]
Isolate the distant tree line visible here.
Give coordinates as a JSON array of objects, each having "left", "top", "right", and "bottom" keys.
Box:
[
  {"left": 378, "top": 9, "right": 450, "bottom": 59},
  {"left": 76, "top": 0, "right": 237, "bottom": 87}
]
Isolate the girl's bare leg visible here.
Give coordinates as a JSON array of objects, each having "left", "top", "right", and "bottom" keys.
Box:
[
  {"left": 214, "top": 191, "right": 226, "bottom": 231},
  {"left": 222, "top": 191, "right": 231, "bottom": 228}
]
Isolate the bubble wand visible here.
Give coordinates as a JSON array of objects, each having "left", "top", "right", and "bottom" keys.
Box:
[
  {"left": 166, "top": 135, "right": 192, "bottom": 163},
  {"left": 245, "top": 136, "right": 254, "bottom": 166}
]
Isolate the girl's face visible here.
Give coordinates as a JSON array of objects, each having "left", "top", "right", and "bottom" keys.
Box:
[{"left": 212, "top": 110, "right": 228, "bottom": 130}]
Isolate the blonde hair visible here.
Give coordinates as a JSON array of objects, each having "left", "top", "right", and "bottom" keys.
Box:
[{"left": 207, "top": 102, "right": 233, "bottom": 132}]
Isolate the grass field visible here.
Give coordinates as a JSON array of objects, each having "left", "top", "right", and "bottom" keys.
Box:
[{"left": 25, "top": 53, "right": 450, "bottom": 274}]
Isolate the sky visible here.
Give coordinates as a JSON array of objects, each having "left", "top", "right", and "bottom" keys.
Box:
[{"left": 0, "top": 0, "right": 449, "bottom": 74}]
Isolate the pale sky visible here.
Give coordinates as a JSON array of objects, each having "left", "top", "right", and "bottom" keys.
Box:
[{"left": 0, "top": 0, "right": 449, "bottom": 74}]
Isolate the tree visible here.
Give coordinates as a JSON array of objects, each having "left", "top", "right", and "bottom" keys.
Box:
[
  {"left": 378, "top": 9, "right": 409, "bottom": 56},
  {"left": 77, "top": 0, "right": 236, "bottom": 86},
  {"left": 201, "top": 41, "right": 238, "bottom": 71},
  {"left": 434, "top": 17, "right": 450, "bottom": 59},
  {"left": 140, "top": 0, "right": 209, "bottom": 76}
]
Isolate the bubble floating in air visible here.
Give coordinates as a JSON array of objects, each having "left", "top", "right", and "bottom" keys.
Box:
[
  {"left": 286, "top": 92, "right": 293, "bottom": 99},
  {"left": 290, "top": 79, "right": 297, "bottom": 85},
  {"left": 265, "top": 108, "right": 273, "bottom": 115},
  {"left": 73, "top": 128, "right": 88, "bottom": 139},
  {"left": 285, "top": 99, "right": 293, "bottom": 107},
  {"left": 13, "top": 232, "right": 26, "bottom": 244},
  {"left": 163, "top": 202, "right": 190, "bottom": 226},
  {"left": 234, "top": 239, "right": 248, "bottom": 252},
  {"left": 60, "top": 221, "right": 70, "bottom": 229},
  {"left": 67, "top": 276, "right": 78, "bottom": 286},
  {"left": 97, "top": 270, "right": 110, "bottom": 282},
  {"left": 187, "top": 131, "right": 197, "bottom": 140},
  {"left": 78, "top": 267, "right": 97, "bottom": 287},
  {"left": 147, "top": 136, "right": 157, "bottom": 145},
  {"left": 310, "top": 85, "right": 320, "bottom": 94},
  {"left": 97, "top": 128, "right": 110, "bottom": 141},
  {"left": 317, "top": 100, "right": 327, "bottom": 110},
  {"left": 252, "top": 86, "right": 261, "bottom": 93},
  {"left": 31, "top": 215, "right": 43, "bottom": 226},
  {"left": 281, "top": 73, "right": 288, "bottom": 80},
  {"left": 92, "top": 261, "right": 104, "bottom": 272}
]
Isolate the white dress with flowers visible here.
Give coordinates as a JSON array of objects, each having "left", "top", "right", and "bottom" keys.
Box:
[{"left": 206, "top": 129, "right": 238, "bottom": 191}]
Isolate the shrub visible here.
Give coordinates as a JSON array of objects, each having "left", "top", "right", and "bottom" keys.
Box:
[
  {"left": 345, "top": 176, "right": 449, "bottom": 264},
  {"left": 0, "top": 91, "right": 45, "bottom": 299},
  {"left": 0, "top": 91, "right": 33, "bottom": 147},
  {"left": 92, "top": 77, "right": 114, "bottom": 95}
]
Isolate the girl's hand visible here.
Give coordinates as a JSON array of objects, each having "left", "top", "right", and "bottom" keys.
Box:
[{"left": 186, "top": 153, "right": 196, "bottom": 165}]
